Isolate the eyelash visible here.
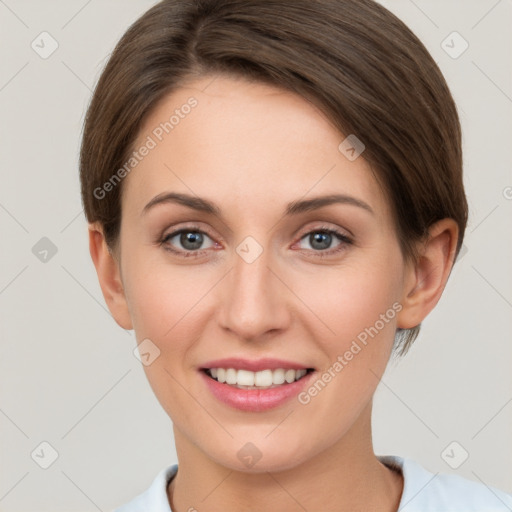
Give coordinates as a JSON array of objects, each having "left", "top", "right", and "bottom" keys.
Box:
[{"left": 158, "top": 225, "right": 353, "bottom": 259}]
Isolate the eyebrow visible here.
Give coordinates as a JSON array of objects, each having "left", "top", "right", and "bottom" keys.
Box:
[{"left": 141, "top": 192, "right": 374, "bottom": 218}]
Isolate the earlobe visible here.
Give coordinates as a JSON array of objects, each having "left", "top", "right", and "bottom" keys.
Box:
[
  {"left": 88, "top": 222, "right": 133, "bottom": 330},
  {"left": 396, "top": 218, "right": 459, "bottom": 329}
]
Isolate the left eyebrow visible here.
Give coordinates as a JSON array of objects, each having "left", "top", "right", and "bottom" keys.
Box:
[
  {"left": 141, "top": 192, "right": 374, "bottom": 218},
  {"left": 284, "top": 194, "right": 374, "bottom": 216}
]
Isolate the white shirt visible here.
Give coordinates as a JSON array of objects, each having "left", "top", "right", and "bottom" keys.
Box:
[{"left": 113, "top": 455, "right": 512, "bottom": 511}]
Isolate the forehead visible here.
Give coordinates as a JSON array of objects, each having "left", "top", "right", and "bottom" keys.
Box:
[{"left": 122, "top": 74, "right": 391, "bottom": 223}]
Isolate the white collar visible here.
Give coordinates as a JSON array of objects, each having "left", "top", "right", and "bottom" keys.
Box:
[{"left": 115, "top": 455, "right": 512, "bottom": 511}]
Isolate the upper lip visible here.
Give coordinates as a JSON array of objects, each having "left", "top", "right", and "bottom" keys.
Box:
[{"left": 200, "top": 358, "right": 313, "bottom": 372}]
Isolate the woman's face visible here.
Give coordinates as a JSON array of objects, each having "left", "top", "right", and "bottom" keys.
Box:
[{"left": 117, "top": 74, "right": 411, "bottom": 472}]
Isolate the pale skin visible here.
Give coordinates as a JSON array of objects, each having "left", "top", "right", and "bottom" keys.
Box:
[{"left": 89, "top": 74, "right": 458, "bottom": 512}]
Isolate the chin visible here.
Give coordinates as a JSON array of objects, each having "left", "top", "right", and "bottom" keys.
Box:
[{"left": 203, "top": 433, "right": 316, "bottom": 474}]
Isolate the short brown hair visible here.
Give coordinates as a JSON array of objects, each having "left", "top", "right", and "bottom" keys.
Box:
[{"left": 79, "top": 0, "right": 468, "bottom": 357}]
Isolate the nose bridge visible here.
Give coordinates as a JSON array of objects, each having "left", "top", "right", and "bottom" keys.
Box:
[{"left": 218, "top": 235, "right": 288, "bottom": 339}]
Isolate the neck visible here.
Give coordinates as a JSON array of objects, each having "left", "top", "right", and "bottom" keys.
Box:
[{"left": 167, "top": 401, "right": 403, "bottom": 512}]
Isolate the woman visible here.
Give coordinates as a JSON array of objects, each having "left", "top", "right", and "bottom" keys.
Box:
[{"left": 79, "top": 0, "right": 512, "bottom": 510}]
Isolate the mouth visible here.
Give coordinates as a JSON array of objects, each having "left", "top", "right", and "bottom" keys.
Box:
[
  {"left": 201, "top": 367, "right": 315, "bottom": 390},
  {"left": 199, "top": 357, "right": 317, "bottom": 411}
]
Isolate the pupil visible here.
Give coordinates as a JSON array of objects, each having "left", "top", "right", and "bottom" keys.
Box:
[
  {"left": 311, "top": 232, "right": 331, "bottom": 250},
  {"left": 181, "top": 231, "right": 203, "bottom": 250}
]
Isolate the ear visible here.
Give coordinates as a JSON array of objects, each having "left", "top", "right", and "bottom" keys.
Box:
[
  {"left": 88, "top": 222, "right": 133, "bottom": 330},
  {"left": 396, "top": 218, "right": 459, "bottom": 329}
]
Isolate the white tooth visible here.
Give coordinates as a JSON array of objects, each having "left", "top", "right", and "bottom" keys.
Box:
[
  {"left": 237, "top": 369, "right": 255, "bottom": 386},
  {"left": 272, "top": 368, "right": 285, "bottom": 385},
  {"left": 284, "top": 369, "right": 296, "bottom": 383},
  {"left": 254, "top": 369, "right": 273, "bottom": 387},
  {"left": 216, "top": 368, "right": 226, "bottom": 383},
  {"left": 296, "top": 369, "right": 307, "bottom": 380},
  {"left": 212, "top": 367, "right": 307, "bottom": 387},
  {"left": 226, "top": 368, "right": 237, "bottom": 385}
]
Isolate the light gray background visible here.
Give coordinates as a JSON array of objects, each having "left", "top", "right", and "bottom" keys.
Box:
[{"left": 0, "top": 1, "right": 511, "bottom": 511}]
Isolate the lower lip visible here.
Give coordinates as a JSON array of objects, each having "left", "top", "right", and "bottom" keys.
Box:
[{"left": 200, "top": 370, "right": 315, "bottom": 412}]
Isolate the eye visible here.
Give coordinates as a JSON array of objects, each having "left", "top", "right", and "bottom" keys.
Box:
[
  {"left": 158, "top": 224, "right": 353, "bottom": 259},
  {"left": 295, "top": 227, "right": 353, "bottom": 258},
  {"left": 160, "top": 226, "right": 217, "bottom": 257}
]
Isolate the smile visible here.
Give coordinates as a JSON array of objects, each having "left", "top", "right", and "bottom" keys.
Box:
[{"left": 199, "top": 358, "right": 317, "bottom": 412}]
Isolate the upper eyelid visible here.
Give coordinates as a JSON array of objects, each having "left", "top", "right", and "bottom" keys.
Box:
[
  {"left": 162, "top": 222, "right": 349, "bottom": 236},
  {"left": 163, "top": 224, "right": 220, "bottom": 242}
]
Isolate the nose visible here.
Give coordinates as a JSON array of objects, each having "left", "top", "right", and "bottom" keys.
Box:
[{"left": 217, "top": 242, "right": 290, "bottom": 341}]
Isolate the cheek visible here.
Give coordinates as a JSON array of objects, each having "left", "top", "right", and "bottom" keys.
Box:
[
  {"left": 123, "top": 247, "right": 194, "bottom": 334},
  {"left": 123, "top": 260, "right": 210, "bottom": 415},
  {"left": 293, "top": 264, "right": 401, "bottom": 429},
  {"left": 293, "top": 258, "right": 402, "bottom": 349},
  {"left": 123, "top": 255, "right": 217, "bottom": 362}
]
